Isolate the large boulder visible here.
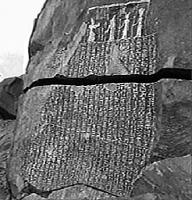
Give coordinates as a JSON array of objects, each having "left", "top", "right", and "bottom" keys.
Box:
[{"left": 6, "top": 0, "right": 192, "bottom": 200}]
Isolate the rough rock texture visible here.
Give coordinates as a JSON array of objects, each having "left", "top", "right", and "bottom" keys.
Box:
[
  {"left": 21, "top": 155, "right": 192, "bottom": 200},
  {"left": 147, "top": 0, "right": 192, "bottom": 69},
  {"left": 0, "top": 76, "right": 23, "bottom": 200},
  {"left": 5, "top": 0, "right": 192, "bottom": 200},
  {"left": 25, "top": 0, "right": 155, "bottom": 87},
  {"left": 25, "top": 0, "right": 192, "bottom": 87},
  {"left": 0, "top": 77, "right": 23, "bottom": 119},
  {"left": 9, "top": 81, "right": 160, "bottom": 198},
  {"left": 0, "top": 120, "right": 16, "bottom": 200},
  {"left": 9, "top": 0, "right": 161, "bottom": 198},
  {"left": 132, "top": 155, "right": 192, "bottom": 200},
  {"left": 7, "top": 80, "right": 192, "bottom": 200},
  {"left": 150, "top": 80, "right": 192, "bottom": 162}
]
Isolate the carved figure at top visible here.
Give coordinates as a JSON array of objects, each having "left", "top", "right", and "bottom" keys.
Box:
[
  {"left": 87, "top": 18, "right": 100, "bottom": 42},
  {"left": 121, "top": 12, "right": 131, "bottom": 39},
  {"left": 106, "top": 15, "right": 116, "bottom": 41},
  {"left": 135, "top": 8, "right": 145, "bottom": 37}
]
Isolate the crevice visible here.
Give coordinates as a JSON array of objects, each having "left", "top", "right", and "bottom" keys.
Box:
[
  {"left": 20, "top": 182, "right": 52, "bottom": 199},
  {"left": 23, "top": 68, "right": 192, "bottom": 93},
  {"left": 0, "top": 107, "right": 16, "bottom": 120},
  {"left": 19, "top": 182, "right": 118, "bottom": 200}
]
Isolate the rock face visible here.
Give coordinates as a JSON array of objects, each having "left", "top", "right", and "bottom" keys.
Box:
[
  {"left": 150, "top": 80, "right": 192, "bottom": 162},
  {"left": 12, "top": 155, "right": 192, "bottom": 200},
  {"left": 2, "top": 0, "right": 192, "bottom": 200},
  {"left": 0, "top": 77, "right": 23, "bottom": 119},
  {"left": 0, "top": 76, "right": 23, "bottom": 200},
  {"left": 25, "top": 0, "right": 192, "bottom": 87},
  {"left": 132, "top": 155, "right": 192, "bottom": 200},
  {"left": 0, "top": 120, "right": 16, "bottom": 200},
  {"left": 9, "top": 82, "right": 160, "bottom": 197}
]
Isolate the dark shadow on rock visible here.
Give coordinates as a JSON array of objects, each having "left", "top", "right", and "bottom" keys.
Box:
[
  {"left": 29, "top": 41, "right": 45, "bottom": 58},
  {"left": 0, "top": 77, "right": 23, "bottom": 119}
]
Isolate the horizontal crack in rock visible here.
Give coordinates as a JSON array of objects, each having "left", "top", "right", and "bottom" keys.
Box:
[{"left": 23, "top": 68, "right": 192, "bottom": 93}]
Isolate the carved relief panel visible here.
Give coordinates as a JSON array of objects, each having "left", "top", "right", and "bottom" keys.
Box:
[{"left": 10, "top": 0, "right": 161, "bottom": 198}]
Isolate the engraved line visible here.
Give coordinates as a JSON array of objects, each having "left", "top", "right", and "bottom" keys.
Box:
[{"left": 88, "top": 0, "right": 150, "bottom": 11}]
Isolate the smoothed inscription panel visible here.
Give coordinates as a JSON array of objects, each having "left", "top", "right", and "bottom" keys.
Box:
[
  {"left": 9, "top": 0, "right": 161, "bottom": 198},
  {"left": 14, "top": 82, "right": 159, "bottom": 197},
  {"left": 85, "top": 0, "right": 150, "bottom": 42},
  {"left": 63, "top": 34, "right": 157, "bottom": 77},
  {"left": 25, "top": 0, "right": 158, "bottom": 88},
  {"left": 52, "top": 0, "right": 158, "bottom": 77}
]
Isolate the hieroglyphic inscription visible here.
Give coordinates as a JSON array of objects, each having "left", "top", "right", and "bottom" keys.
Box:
[{"left": 21, "top": 82, "right": 156, "bottom": 197}]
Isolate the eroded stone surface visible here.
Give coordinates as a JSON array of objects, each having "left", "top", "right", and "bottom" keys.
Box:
[
  {"left": 7, "top": 79, "right": 192, "bottom": 199},
  {"left": 0, "top": 120, "right": 16, "bottom": 200},
  {"left": 25, "top": 0, "right": 192, "bottom": 88},
  {"left": 147, "top": 0, "right": 192, "bottom": 69},
  {"left": 20, "top": 156, "right": 192, "bottom": 200},
  {"left": 150, "top": 80, "right": 192, "bottom": 162},
  {"left": 7, "top": 0, "right": 192, "bottom": 199},
  {"left": 25, "top": 0, "right": 155, "bottom": 88},
  {"left": 9, "top": 81, "right": 160, "bottom": 198},
  {"left": 132, "top": 155, "right": 192, "bottom": 200}
]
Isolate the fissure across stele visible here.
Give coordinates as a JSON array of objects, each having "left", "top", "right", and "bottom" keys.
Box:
[{"left": 9, "top": 0, "right": 163, "bottom": 198}]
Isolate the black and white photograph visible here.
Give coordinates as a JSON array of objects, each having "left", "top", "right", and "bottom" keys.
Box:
[{"left": 0, "top": 0, "right": 191, "bottom": 200}]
